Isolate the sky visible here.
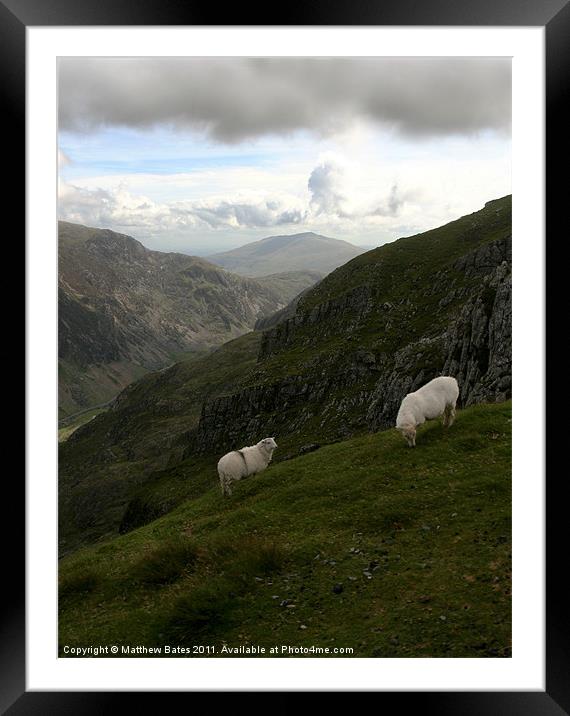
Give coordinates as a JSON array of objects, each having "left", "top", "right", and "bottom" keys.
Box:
[{"left": 58, "top": 57, "right": 511, "bottom": 256}]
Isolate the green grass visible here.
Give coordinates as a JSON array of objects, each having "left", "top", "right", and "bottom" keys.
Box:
[
  {"left": 129, "top": 536, "right": 201, "bottom": 586},
  {"left": 59, "top": 401, "right": 511, "bottom": 658}
]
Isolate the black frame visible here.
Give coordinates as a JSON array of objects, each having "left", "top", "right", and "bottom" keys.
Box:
[{"left": 8, "top": 0, "right": 567, "bottom": 710}]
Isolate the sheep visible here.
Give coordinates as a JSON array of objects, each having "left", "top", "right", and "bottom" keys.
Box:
[
  {"left": 217, "top": 437, "right": 278, "bottom": 496},
  {"left": 396, "top": 376, "right": 459, "bottom": 447}
]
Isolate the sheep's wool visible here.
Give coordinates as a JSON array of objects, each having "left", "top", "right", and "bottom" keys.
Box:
[
  {"left": 396, "top": 376, "right": 459, "bottom": 446},
  {"left": 217, "top": 437, "right": 277, "bottom": 496}
]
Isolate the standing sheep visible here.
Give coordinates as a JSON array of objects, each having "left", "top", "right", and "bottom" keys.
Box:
[
  {"left": 396, "top": 376, "right": 459, "bottom": 447},
  {"left": 217, "top": 437, "right": 278, "bottom": 496}
]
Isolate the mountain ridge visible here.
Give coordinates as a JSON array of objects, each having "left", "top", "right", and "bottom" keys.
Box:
[
  {"left": 58, "top": 221, "right": 318, "bottom": 417},
  {"left": 208, "top": 231, "right": 365, "bottom": 277}
]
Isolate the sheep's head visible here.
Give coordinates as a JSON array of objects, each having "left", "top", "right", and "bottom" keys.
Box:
[
  {"left": 397, "top": 425, "right": 416, "bottom": 447},
  {"left": 260, "top": 437, "right": 278, "bottom": 452}
]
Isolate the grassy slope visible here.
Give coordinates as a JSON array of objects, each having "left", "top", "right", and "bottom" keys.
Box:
[
  {"left": 59, "top": 401, "right": 511, "bottom": 658},
  {"left": 58, "top": 360, "right": 149, "bottom": 420},
  {"left": 254, "top": 271, "right": 322, "bottom": 304},
  {"left": 58, "top": 332, "right": 262, "bottom": 554}
]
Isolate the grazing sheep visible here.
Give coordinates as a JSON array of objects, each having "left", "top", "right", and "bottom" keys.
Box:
[
  {"left": 218, "top": 437, "right": 278, "bottom": 496},
  {"left": 396, "top": 376, "right": 459, "bottom": 447}
]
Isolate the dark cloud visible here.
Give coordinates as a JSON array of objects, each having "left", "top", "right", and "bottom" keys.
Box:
[{"left": 58, "top": 57, "right": 511, "bottom": 141}]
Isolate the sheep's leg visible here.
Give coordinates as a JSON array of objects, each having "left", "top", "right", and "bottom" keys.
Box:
[{"left": 444, "top": 404, "right": 456, "bottom": 427}]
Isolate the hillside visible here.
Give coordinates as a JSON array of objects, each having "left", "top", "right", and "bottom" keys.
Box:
[
  {"left": 58, "top": 222, "right": 315, "bottom": 417},
  {"left": 59, "top": 401, "right": 511, "bottom": 658},
  {"left": 59, "top": 197, "right": 511, "bottom": 555},
  {"left": 255, "top": 270, "right": 322, "bottom": 301},
  {"left": 59, "top": 332, "right": 262, "bottom": 555},
  {"left": 208, "top": 232, "right": 364, "bottom": 277}
]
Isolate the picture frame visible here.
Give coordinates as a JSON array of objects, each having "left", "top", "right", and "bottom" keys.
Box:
[{"left": 9, "top": 0, "right": 566, "bottom": 709}]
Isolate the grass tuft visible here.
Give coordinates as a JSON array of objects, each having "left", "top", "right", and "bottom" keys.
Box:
[
  {"left": 130, "top": 537, "right": 200, "bottom": 586},
  {"left": 162, "top": 579, "right": 236, "bottom": 642}
]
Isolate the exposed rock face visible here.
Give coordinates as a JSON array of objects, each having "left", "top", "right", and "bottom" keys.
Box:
[
  {"left": 367, "top": 244, "right": 511, "bottom": 430},
  {"left": 443, "top": 259, "right": 511, "bottom": 406},
  {"left": 259, "top": 284, "right": 376, "bottom": 359},
  {"left": 195, "top": 355, "right": 376, "bottom": 454}
]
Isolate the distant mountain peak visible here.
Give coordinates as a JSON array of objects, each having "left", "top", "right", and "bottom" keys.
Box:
[{"left": 208, "top": 231, "right": 364, "bottom": 278}]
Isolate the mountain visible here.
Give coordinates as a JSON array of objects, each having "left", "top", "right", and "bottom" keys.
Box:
[
  {"left": 207, "top": 232, "right": 365, "bottom": 277},
  {"left": 59, "top": 196, "right": 511, "bottom": 557},
  {"left": 58, "top": 222, "right": 318, "bottom": 418}
]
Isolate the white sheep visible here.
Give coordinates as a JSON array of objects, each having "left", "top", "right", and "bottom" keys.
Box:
[
  {"left": 217, "top": 437, "right": 278, "bottom": 496},
  {"left": 396, "top": 376, "right": 459, "bottom": 447}
]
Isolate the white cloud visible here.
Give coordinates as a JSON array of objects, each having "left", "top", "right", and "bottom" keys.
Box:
[{"left": 308, "top": 156, "right": 349, "bottom": 217}]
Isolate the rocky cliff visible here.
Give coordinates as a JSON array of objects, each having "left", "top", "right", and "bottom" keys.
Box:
[{"left": 194, "top": 197, "right": 512, "bottom": 453}]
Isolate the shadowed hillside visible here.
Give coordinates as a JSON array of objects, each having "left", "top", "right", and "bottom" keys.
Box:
[{"left": 59, "top": 222, "right": 318, "bottom": 417}]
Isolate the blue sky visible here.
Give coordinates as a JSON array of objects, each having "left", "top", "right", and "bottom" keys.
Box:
[{"left": 58, "top": 57, "right": 511, "bottom": 256}]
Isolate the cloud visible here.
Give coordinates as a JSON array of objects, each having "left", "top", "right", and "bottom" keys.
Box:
[
  {"left": 371, "top": 184, "right": 407, "bottom": 217},
  {"left": 178, "top": 198, "right": 307, "bottom": 229},
  {"left": 58, "top": 182, "right": 178, "bottom": 232},
  {"left": 307, "top": 158, "right": 409, "bottom": 220},
  {"left": 58, "top": 57, "right": 511, "bottom": 142},
  {"left": 58, "top": 178, "right": 310, "bottom": 234},
  {"left": 308, "top": 158, "right": 348, "bottom": 217}
]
